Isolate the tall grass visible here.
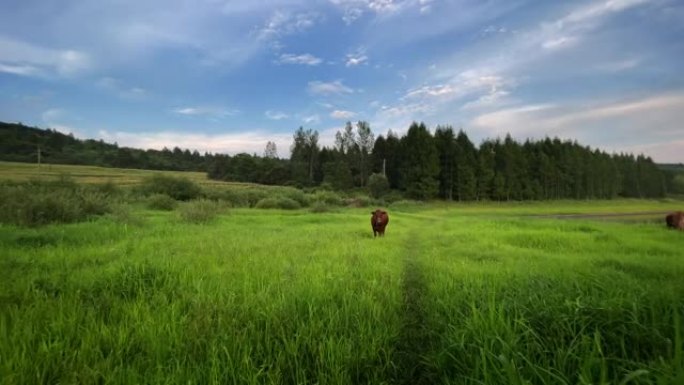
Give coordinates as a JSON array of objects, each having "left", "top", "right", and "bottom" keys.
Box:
[
  {"left": 1, "top": 205, "right": 683, "bottom": 384},
  {"left": 0, "top": 179, "right": 113, "bottom": 226}
]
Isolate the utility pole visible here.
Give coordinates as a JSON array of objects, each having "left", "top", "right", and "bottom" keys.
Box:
[
  {"left": 37, "top": 144, "right": 42, "bottom": 175},
  {"left": 382, "top": 158, "right": 386, "bottom": 177}
]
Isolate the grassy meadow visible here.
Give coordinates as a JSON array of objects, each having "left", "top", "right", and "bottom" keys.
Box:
[
  {"left": 1, "top": 162, "right": 684, "bottom": 384},
  {"left": 0, "top": 161, "right": 240, "bottom": 187}
]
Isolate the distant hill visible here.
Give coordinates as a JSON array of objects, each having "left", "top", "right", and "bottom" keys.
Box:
[{"left": 0, "top": 121, "right": 209, "bottom": 171}]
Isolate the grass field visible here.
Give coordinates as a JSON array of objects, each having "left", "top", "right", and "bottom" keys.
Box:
[
  {"left": 2, "top": 200, "right": 684, "bottom": 384},
  {"left": 0, "top": 161, "right": 245, "bottom": 187}
]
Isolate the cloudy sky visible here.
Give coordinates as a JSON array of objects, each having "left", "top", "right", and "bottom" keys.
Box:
[{"left": 1, "top": 0, "right": 683, "bottom": 162}]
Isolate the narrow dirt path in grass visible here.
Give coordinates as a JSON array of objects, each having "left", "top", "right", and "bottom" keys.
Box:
[{"left": 391, "top": 229, "right": 439, "bottom": 385}]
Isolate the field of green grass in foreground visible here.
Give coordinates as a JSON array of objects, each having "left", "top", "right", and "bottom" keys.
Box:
[{"left": 1, "top": 203, "right": 684, "bottom": 384}]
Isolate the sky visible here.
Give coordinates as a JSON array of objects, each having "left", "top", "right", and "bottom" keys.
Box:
[{"left": 0, "top": 0, "right": 683, "bottom": 162}]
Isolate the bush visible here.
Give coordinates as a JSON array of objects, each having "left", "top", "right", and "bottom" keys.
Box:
[
  {"left": 368, "top": 173, "right": 390, "bottom": 198},
  {"left": 95, "top": 180, "right": 121, "bottom": 197},
  {"left": 344, "top": 195, "right": 372, "bottom": 207},
  {"left": 309, "top": 202, "right": 333, "bottom": 213},
  {"left": 108, "top": 204, "right": 145, "bottom": 226},
  {"left": 311, "top": 190, "right": 343, "bottom": 206},
  {"left": 0, "top": 181, "right": 112, "bottom": 227},
  {"left": 383, "top": 190, "right": 405, "bottom": 203},
  {"left": 279, "top": 188, "right": 310, "bottom": 207},
  {"left": 255, "top": 196, "right": 301, "bottom": 210},
  {"left": 140, "top": 174, "right": 200, "bottom": 201},
  {"left": 179, "top": 200, "right": 223, "bottom": 224},
  {"left": 146, "top": 194, "right": 177, "bottom": 211}
]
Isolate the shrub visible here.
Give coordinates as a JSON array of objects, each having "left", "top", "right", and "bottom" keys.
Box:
[
  {"left": 311, "top": 190, "right": 343, "bottom": 206},
  {"left": 79, "top": 190, "right": 112, "bottom": 216},
  {"left": 383, "top": 190, "right": 405, "bottom": 203},
  {"left": 179, "top": 200, "right": 223, "bottom": 224},
  {"left": 140, "top": 174, "right": 200, "bottom": 201},
  {"left": 309, "top": 202, "right": 332, "bottom": 213},
  {"left": 368, "top": 173, "right": 390, "bottom": 198},
  {"left": 95, "top": 180, "right": 120, "bottom": 197},
  {"left": 344, "top": 195, "right": 372, "bottom": 207},
  {"left": 255, "top": 196, "right": 301, "bottom": 210},
  {"left": 146, "top": 194, "right": 177, "bottom": 211},
  {"left": 279, "top": 188, "right": 310, "bottom": 207},
  {"left": 0, "top": 181, "right": 112, "bottom": 227},
  {"left": 390, "top": 199, "right": 425, "bottom": 211},
  {"left": 108, "top": 204, "right": 145, "bottom": 226}
]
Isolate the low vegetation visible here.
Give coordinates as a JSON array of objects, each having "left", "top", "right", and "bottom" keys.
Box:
[
  {"left": 178, "top": 199, "right": 224, "bottom": 224},
  {"left": 145, "top": 194, "right": 177, "bottom": 211},
  {"left": 0, "top": 178, "right": 113, "bottom": 227}
]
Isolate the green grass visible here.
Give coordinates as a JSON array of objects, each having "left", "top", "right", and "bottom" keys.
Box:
[
  {"left": 0, "top": 161, "right": 251, "bottom": 187},
  {"left": 1, "top": 176, "right": 684, "bottom": 383}
]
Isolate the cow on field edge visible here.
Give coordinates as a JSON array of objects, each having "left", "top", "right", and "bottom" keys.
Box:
[
  {"left": 666, "top": 211, "right": 684, "bottom": 230},
  {"left": 371, "top": 209, "right": 389, "bottom": 237}
]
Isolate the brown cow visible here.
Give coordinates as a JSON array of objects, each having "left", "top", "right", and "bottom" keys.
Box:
[
  {"left": 371, "top": 209, "right": 389, "bottom": 237},
  {"left": 666, "top": 211, "right": 684, "bottom": 230}
]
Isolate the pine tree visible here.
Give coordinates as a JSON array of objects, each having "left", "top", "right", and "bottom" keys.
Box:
[
  {"left": 476, "top": 141, "right": 496, "bottom": 200},
  {"left": 290, "top": 127, "right": 319, "bottom": 186},
  {"left": 356, "top": 121, "right": 374, "bottom": 186},
  {"left": 434, "top": 126, "right": 456, "bottom": 200},
  {"left": 455, "top": 130, "right": 477, "bottom": 201},
  {"left": 401, "top": 122, "right": 439, "bottom": 200}
]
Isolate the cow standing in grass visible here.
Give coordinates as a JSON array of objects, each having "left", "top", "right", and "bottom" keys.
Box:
[
  {"left": 666, "top": 211, "right": 684, "bottom": 230},
  {"left": 371, "top": 209, "right": 389, "bottom": 237}
]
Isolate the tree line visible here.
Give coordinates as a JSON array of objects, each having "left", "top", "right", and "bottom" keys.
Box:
[
  {"left": 1, "top": 120, "right": 675, "bottom": 199},
  {"left": 211, "top": 121, "right": 668, "bottom": 200},
  {"left": 0, "top": 122, "right": 208, "bottom": 171}
]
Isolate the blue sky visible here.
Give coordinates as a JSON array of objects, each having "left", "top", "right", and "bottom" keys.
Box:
[{"left": 1, "top": 0, "right": 683, "bottom": 162}]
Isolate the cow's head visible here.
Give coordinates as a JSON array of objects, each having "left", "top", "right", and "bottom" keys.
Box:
[{"left": 371, "top": 209, "right": 386, "bottom": 225}]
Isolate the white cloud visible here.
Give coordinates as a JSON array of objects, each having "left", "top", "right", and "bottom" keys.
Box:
[
  {"left": 621, "top": 140, "right": 684, "bottom": 164},
  {"left": 41, "top": 108, "right": 82, "bottom": 137},
  {"left": 367, "top": 0, "right": 401, "bottom": 13},
  {"left": 379, "top": 102, "right": 432, "bottom": 117},
  {"left": 560, "top": 0, "right": 652, "bottom": 26},
  {"left": 419, "top": 0, "right": 434, "bottom": 14},
  {"left": 542, "top": 36, "right": 577, "bottom": 50},
  {"left": 97, "top": 77, "right": 147, "bottom": 99},
  {"left": 345, "top": 50, "right": 368, "bottom": 67},
  {"left": 404, "top": 71, "right": 513, "bottom": 109},
  {"left": 42, "top": 108, "right": 67, "bottom": 123},
  {"left": 0, "top": 63, "right": 41, "bottom": 76},
  {"left": 343, "top": 7, "right": 364, "bottom": 24},
  {"left": 469, "top": 92, "right": 684, "bottom": 162},
  {"left": 595, "top": 58, "right": 641, "bottom": 72},
  {"left": 307, "top": 80, "right": 355, "bottom": 95},
  {"left": 265, "top": 110, "right": 289, "bottom": 120},
  {"left": 461, "top": 90, "right": 511, "bottom": 110},
  {"left": 277, "top": 53, "right": 323, "bottom": 65},
  {"left": 482, "top": 25, "right": 508, "bottom": 36},
  {"left": 172, "top": 106, "right": 239, "bottom": 118},
  {"left": 330, "top": 109, "right": 357, "bottom": 119},
  {"left": 329, "top": 0, "right": 420, "bottom": 24},
  {"left": 537, "top": 0, "right": 652, "bottom": 51},
  {"left": 97, "top": 129, "right": 294, "bottom": 156},
  {"left": 256, "top": 11, "right": 321, "bottom": 41},
  {"left": 302, "top": 114, "right": 321, "bottom": 124},
  {"left": 0, "top": 35, "right": 92, "bottom": 78},
  {"left": 404, "top": 84, "right": 457, "bottom": 99}
]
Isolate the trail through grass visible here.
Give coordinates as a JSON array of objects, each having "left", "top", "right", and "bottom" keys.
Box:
[{"left": 392, "top": 231, "right": 438, "bottom": 385}]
